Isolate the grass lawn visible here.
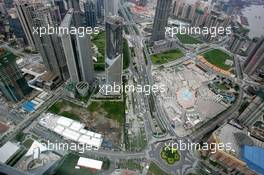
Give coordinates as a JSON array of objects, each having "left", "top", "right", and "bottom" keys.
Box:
[
  {"left": 92, "top": 32, "right": 130, "bottom": 70},
  {"left": 6, "top": 148, "right": 27, "bottom": 166},
  {"left": 48, "top": 99, "right": 126, "bottom": 124},
  {"left": 119, "top": 160, "right": 143, "bottom": 171},
  {"left": 60, "top": 111, "right": 80, "bottom": 121},
  {"left": 147, "top": 162, "right": 170, "bottom": 175},
  {"left": 151, "top": 49, "right": 184, "bottom": 65},
  {"left": 216, "top": 83, "right": 229, "bottom": 91},
  {"left": 160, "top": 146, "right": 180, "bottom": 165},
  {"left": 22, "top": 139, "right": 34, "bottom": 148},
  {"left": 123, "top": 39, "right": 130, "bottom": 69},
  {"left": 48, "top": 100, "right": 81, "bottom": 121},
  {"left": 94, "top": 63, "right": 105, "bottom": 71},
  {"left": 55, "top": 154, "right": 98, "bottom": 175},
  {"left": 202, "top": 49, "right": 233, "bottom": 70},
  {"left": 176, "top": 34, "right": 202, "bottom": 44},
  {"left": 92, "top": 32, "right": 106, "bottom": 71},
  {"left": 88, "top": 101, "right": 125, "bottom": 124}
]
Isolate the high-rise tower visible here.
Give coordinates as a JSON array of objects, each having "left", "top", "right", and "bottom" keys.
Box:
[
  {"left": 15, "top": 2, "right": 42, "bottom": 50},
  {"left": 34, "top": 6, "right": 69, "bottom": 81},
  {"left": 191, "top": 9, "right": 205, "bottom": 27},
  {"left": 243, "top": 37, "right": 264, "bottom": 76},
  {"left": 97, "top": 0, "right": 104, "bottom": 19},
  {"left": 65, "top": 0, "right": 81, "bottom": 26},
  {"left": 60, "top": 9, "right": 94, "bottom": 84},
  {"left": 16, "top": 2, "right": 69, "bottom": 81},
  {"left": 0, "top": 49, "right": 31, "bottom": 102},
  {"left": 151, "top": 0, "right": 172, "bottom": 42},
  {"left": 228, "top": 34, "right": 246, "bottom": 54},
  {"left": 54, "top": 0, "right": 67, "bottom": 18},
  {"left": 84, "top": 0, "right": 97, "bottom": 28},
  {"left": 105, "top": 16, "right": 123, "bottom": 87}
]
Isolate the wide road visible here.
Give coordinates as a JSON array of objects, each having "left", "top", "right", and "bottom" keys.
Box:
[
  {"left": 119, "top": 3, "right": 198, "bottom": 175},
  {"left": 0, "top": 90, "right": 62, "bottom": 145}
]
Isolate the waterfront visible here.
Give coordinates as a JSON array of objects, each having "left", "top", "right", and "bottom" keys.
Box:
[{"left": 241, "top": 5, "right": 264, "bottom": 38}]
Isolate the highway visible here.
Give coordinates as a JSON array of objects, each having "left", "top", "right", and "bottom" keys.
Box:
[
  {"left": 0, "top": 90, "right": 62, "bottom": 145},
  {"left": 119, "top": 3, "right": 198, "bottom": 175},
  {"left": 119, "top": 3, "right": 168, "bottom": 137}
]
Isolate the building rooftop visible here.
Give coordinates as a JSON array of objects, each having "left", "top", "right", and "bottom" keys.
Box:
[
  {"left": 105, "top": 15, "right": 123, "bottom": 26},
  {"left": 25, "top": 140, "right": 48, "bottom": 157},
  {"left": 215, "top": 123, "right": 253, "bottom": 157},
  {"left": 242, "top": 145, "right": 264, "bottom": 175},
  {"left": 39, "top": 113, "right": 103, "bottom": 148},
  {"left": 76, "top": 81, "right": 89, "bottom": 89},
  {"left": 77, "top": 157, "right": 103, "bottom": 170},
  {"left": 0, "top": 141, "right": 20, "bottom": 163},
  {"left": 256, "top": 90, "right": 264, "bottom": 100},
  {"left": 0, "top": 49, "right": 17, "bottom": 68},
  {"left": 195, "top": 9, "right": 204, "bottom": 15}
]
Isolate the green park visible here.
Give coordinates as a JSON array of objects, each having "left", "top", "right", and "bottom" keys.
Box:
[
  {"left": 176, "top": 34, "right": 202, "bottom": 44},
  {"left": 202, "top": 49, "right": 233, "bottom": 70},
  {"left": 160, "top": 146, "right": 180, "bottom": 165},
  {"left": 151, "top": 49, "right": 184, "bottom": 65}
]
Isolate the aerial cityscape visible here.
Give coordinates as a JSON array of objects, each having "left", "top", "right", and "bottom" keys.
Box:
[{"left": 0, "top": 0, "right": 264, "bottom": 175}]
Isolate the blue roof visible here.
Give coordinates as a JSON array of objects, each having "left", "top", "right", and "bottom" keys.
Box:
[
  {"left": 22, "top": 101, "right": 36, "bottom": 112},
  {"left": 242, "top": 145, "right": 264, "bottom": 175}
]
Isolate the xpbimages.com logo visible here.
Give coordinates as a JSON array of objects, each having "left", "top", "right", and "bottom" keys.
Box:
[
  {"left": 32, "top": 24, "right": 100, "bottom": 37},
  {"left": 99, "top": 82, "right": 166, "bottom": 95},
  {"left": 165, "top": 24, "right": 232, "bottom": 38},
  {"left": 164, "top": 141, "right": 233, "bottom": 154},
  {"left": 41, "top": 140, "right": 99, "bottom": 153}
]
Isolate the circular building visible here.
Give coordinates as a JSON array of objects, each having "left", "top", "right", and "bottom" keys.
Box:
[
  {"left": 176, "top": 88, "right": 195, "bottom": 109},
  {"left": 76, "top": 82, "right": 89, "bottom": 97}
]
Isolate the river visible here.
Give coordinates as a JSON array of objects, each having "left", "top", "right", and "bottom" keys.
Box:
[{"left": 241, "top": 5, "right": 264, "bottom": 38}]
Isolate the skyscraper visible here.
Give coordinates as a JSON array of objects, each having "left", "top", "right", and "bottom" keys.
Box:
[
  {"left": 65, "top": 0, "right": 81, "bottom": 26},
  {"left": 243, "top": 37, "right": 264, "bottom": 75},
  {"left": 84, "top": 0, "right": 97, "bottom": 28},
  {"left": 16, "top": 2, "right": 69, "bottom": 81},
  {"left": 105, "top": 16, "right": 123, "bottom": 87},
  {"left": 15, "top": 2, "right": 43, "bottom": 50},
  {"left": 60, "top": 9, "right": 94, "bottom": 84},
  {"left": 246, "top": 37, "right": 259, "bottom": 56},
  {"left": 4, "top": 0, "right": 13, "bottom": 8},
  {"left": 96, "top": 0, "right": 104, "bottom": 19},
  {"left": 228, "top": 34, "right": 246, "bottom": 54},
  {"left": 104, "top": 0, "right": 118, "bottom": 17},
  {"left": 54, "top": 0, "right": 67, "bottom": 18},
  {"left": 151, "top": 0, "right": 172, "bottom": 42},
  {"left": 0, "top": 49, "right": 31, "bottom": 102},
  {"left": 203, "top": 10, "right": 224, "bottom": 41},
  {"left": 191, "top": 9, "right": 205, "bottom": 27}
]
